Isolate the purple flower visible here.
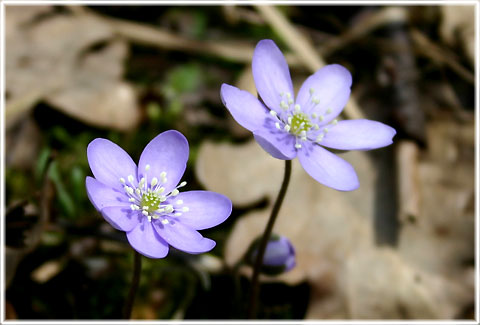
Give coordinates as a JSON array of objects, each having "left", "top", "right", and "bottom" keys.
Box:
[
  {"left": 221, "top": 39, "right": 396, "bottom": 191},
  {"left": 85, "top": 130, "right": 232, "bottom": 258},
  {"left": 248, "top": 235, "right": 296, "bottom": 275}
]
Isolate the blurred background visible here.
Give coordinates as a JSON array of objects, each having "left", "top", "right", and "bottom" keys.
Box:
[{"left": 4, "top": 4, "right": 476, "bottom": 320}]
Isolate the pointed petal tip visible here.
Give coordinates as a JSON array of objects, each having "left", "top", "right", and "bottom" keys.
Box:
[{"left": 298, "top": 144, "right": 360, "bottom": 191}]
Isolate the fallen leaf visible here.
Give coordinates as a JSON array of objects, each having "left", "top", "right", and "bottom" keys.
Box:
[
  {"left": 195, "top": 121, "right": 474, "bottom": 318},
  {"left": 6, "top": 8, "right": 140, "bottom": 130},
  {"left": 342, "top": 248, "right": 472, "bottom": 319},
  {"left": 196, "top": 139, "right": 376, "bottom": 285},
  {"left": 46, "top": 40, "right": 140, "bottom": 130}
]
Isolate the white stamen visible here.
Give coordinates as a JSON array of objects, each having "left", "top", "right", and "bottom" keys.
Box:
[
  {"left": 129, "top": 198, "right": 135, "bottom": 202},
  {"left": 300, "top": 130, "right": 306, "bottom": 137},
  {"left": 179, "top": 181, "right": 187, "bottom": 187},
  {"left": 295, "top": 143, "right": 302, "bottom": 149},
  {"left": 280, "top": 101, "right": 288, "bottom": 110},
  {"left": 270, "top": 110, "right": 277, "bottom": 116},
  {"left": 326, "top": 108, "right": 332, "bottom": 114},
  {"left": 157, "top": 187, "right": 165, "bottom": 194},
  {"left": 294, "top": 104, "right": 301, "bottom": 111},
  {"left": 171, "top": 189, "right": 179, "bottom": 196},
  {"left": 312, "top": 97, "right": 320, "bottom": 105},
  {"left": 174, "top": 212, "right": 182, "bottom": 216},
  {"left": 311, "top": 113, "right": 317, "bottom": 119},
  {"left": 145, "top": 164, "right": 151, "bottom": 171},
  {"left": 182, "top": 207, "right": 189, "bottom": 212},
  {"left": 151, "top": 177, "right": 158, "bottom": 187},
  {"left": 301, "top": 137, "right": 307, "bottom": 141},
  {"left": 119, "top": 178, "right": 125, "bottom": 184},
  {"left": 142, "top": 206, "right": 149, "bottom": 210},
  {"left": 147, "top": 215, "right": 152, "bottom": 222},
  {"left": 142, "top": 210, "right": 149, "bottom": 216},
  {"left": 161, "top": 219, "right": 169, "bottom": 225},
  {"left": 316, "top": 134, "right": 324, "bottom": 142},
  {"left": 314, "top": 124, "right": 319, "bottom": 130},
  {"left": 160, "top": 171, "right": 167, "bottom": 178},
  {"left": 288, "top": 98, "right": 294, "bottom": 105},
  {"left": 176, "top": 200, "right": 184, "bottom": 205},
  {"left": 323, "top": 128, "right": 329, "bottom": 133},
  {"left": 318, "top": 115, "right": 324, "bottom": 122},
  {"left": 165, "top": 205, "right": 174, "bottom": 213},
  {"left": 128, "top": 175, "right": 134, "bottom": 183},
  {"left": 309, "top": 88, "right": 315, "bottom": 95},
  {"left": 284, "top": 125, "right": 291, "bottom": 132},
  {"left": 135, "top": 188, "right": 141, "bottom": 195},
  {"left": 331, "top": 119, "right": 338, "bottom": 125},
  {"left": 275, "top": 122, "right": 281, "bottom": 130},
  {"left": 286, "top": 92, "right": 291, "bottom": 98},
  {"left": 287, "top": 116, "right": 292, "bottom": 124}
]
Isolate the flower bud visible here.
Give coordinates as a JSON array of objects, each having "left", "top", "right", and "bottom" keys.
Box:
[{"left": 246, "top": 234, "right": 296, "bottom": 275}]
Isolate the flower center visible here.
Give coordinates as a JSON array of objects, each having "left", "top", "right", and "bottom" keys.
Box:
[
  {"left": 140, "top": 191, "right": 162, "bottom": 214},
  {"left": 290, "top": 112, "right": 312, "bottom": 135},
  {"left": 119, "top": 164, "right": 188, "bottom": 223},
  {"left": 270, "top": 90, "right": 338, "bottom": 149}
]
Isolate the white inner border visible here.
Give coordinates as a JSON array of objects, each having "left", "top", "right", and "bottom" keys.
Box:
[{"left": 1, "top": 0, "right": 478, "bottom": 324}]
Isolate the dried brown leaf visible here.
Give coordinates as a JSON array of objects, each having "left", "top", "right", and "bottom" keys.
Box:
[{"left": 6, "top": 8, "right": 140, "bottom": 130}]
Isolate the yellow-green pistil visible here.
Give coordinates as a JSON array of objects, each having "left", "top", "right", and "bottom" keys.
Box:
[
  {"left": 141, "top": 191, "right": 163, "bottom": 214},
  {"left": 272, "top": 90, "right": 338, "bottom": 149},
  {"left": 120, "top": 166, "right": 188, "bottom": 223},
  {"left": 290, "top": 113, "right": 312, "bottom": 135}
]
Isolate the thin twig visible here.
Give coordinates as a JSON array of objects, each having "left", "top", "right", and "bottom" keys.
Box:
[
  {"left": 410, "top": 28, "right": 474, "bottom": 84},
  {"left": 69, "top": 6, "right": 301, "bottom": 67},
  {"left": 319, "top": 7, "right": 408, "bottom": 56}
]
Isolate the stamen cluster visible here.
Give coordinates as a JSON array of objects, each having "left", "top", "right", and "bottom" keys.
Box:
[
  {"left": 270, "top": 89, "right": 338, "bottom": 149},
  {"left": 120, "top": 164, "right": 188, "bottom": 223}
]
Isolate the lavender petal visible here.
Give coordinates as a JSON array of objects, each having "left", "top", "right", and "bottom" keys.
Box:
[
  {"left": 85, "top": 176, "right": 130, "bottom": 211},
  {"left": 253, "top": 127, "right": 297, "bottom": 160},
  {"left": 101, "top": 206, "right": 141, "bottom": 232},
  {"left": 138, "top": 130, "right": 189, "bottom": 194},
  {"left": 298, "top": 143, "right": 359, "bottom": 191},
  {"left": 87, "top": 138, "right": 138, "bottom": 190},
  {"left": 126, "top": 218, "right": 169, "bottom": 258},
  {"left": 153, "top": 220, "right": 216, "bottom": 254},
  {"left": 320, "top": 119, "right": 396, "bottom": 150},
  {"left": 174, "top": 191, "right": 232, "bottom": 230},
  {"left": 252, "top": 39, "right": 294, "bottom": 112},
  {"left": 220, "top": 83, "right": 270, "bottom": 131},
  {"left": 296, "top": 64, "right": 352, "bottom": 124}
]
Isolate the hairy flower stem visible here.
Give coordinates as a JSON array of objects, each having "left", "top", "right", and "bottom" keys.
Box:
[
  {"left": 247, "top": 159, "right": 292, "bottom": 319},
  {"left": 123, "top": 250, "right": 142, "bottom": 319}
]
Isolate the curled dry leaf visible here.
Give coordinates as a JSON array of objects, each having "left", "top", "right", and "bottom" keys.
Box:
[
  {"left": 6, "top": 7, "right": 140, "bottom": 130},
  {"left": 46, "top": 40, "right": 140, "bottom": 130}
]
